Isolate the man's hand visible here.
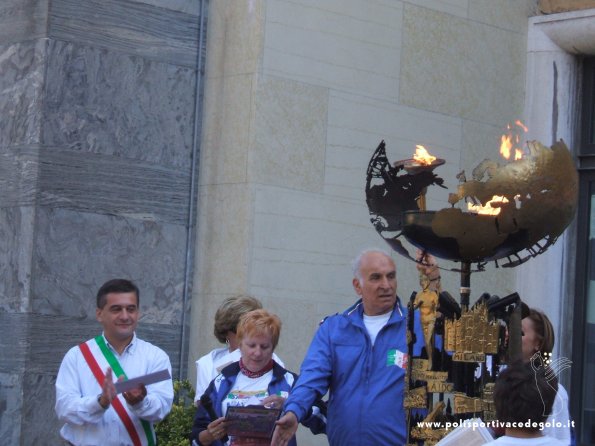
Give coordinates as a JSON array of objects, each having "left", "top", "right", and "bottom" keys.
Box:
[
  {"left": 416, "top": 250, "right": 440, "bottom": 279},
  {"left": 122, "top": 383, "right": 147, "bottom": 406},
  {"left": 271, "top": 411, "right": 298, "bottom": 446},
  {"left": 99, "top": 367, "right": 117, "bottom": 409},
  {"left": 416, "top": 249, "right": 441, "bottom": 291}
]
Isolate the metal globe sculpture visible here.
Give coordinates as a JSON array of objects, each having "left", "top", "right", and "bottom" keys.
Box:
[{"left": 365, "top": 139, "right": 578, "bottom": 270}]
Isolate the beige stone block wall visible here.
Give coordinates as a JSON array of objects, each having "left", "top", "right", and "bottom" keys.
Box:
[
  {"left": 263, "top": 0, "right": 403, "bottom": 99},
  {"left": 190, "top": 1, "right": 539, "bottom": 444},
  {"left": 251, "top": 77, "right": 328, "bottom": 192}
]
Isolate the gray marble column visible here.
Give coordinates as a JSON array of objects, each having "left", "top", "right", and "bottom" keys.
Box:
[{"left": 0, "top": 0, "right": 206, "bottom": 443}]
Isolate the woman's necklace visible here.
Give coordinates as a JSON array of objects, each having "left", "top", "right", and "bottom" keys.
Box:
[{"left": 239, "top": 358, "right": 274, "bottom": 378}]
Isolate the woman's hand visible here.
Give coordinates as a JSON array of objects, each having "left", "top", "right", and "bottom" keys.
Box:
[
  {"left": 199, "top": 417, "right": 228, "bottom": 445},
  {"left": 262, "top": 394, "right": 285, "bottom": 410}
]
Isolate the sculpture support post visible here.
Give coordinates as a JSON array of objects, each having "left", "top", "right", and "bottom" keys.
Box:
[
  {"left": 460, "top": 261, "right": 471, "bottom": 310},
  {"left": 459, "top": 261, "right": 475, "bottom": 397},
  {"left": 508, "top": 303, "right": 523, "bottom": 363}
]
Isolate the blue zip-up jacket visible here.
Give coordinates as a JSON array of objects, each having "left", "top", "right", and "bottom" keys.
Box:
[
  {"left": 191, "top": 361, "right": 326, "bottom": 446},
  {"left": 284, "top": 299, "right": 414, "bottom": 446}
]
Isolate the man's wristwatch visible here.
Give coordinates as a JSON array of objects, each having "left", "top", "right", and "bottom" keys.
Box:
[{"left": 97, "top": 394, "right": 109, "bottom": 409}]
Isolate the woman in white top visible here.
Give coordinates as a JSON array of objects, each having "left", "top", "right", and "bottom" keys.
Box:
[
  {"left": 194, "top": 296, "right": 283, "bottom": 403},
  {"left": 521, "top": 308, "right": 572, "bottom": 444}
]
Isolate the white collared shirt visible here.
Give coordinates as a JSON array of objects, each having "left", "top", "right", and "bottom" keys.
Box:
[{"left": 55, "top": 333, "right": 173, "bottom": 446}]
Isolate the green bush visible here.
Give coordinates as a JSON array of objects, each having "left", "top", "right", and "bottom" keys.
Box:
[{"left": 156, "top": 380, "right": 196, "bottom": 446}]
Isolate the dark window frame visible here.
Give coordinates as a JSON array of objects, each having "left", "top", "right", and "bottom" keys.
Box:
[
  {"left": 581, "top": 58, "right": 595, "bottom": 155},
  {"left": 572, "top": 56, "right": 595, "bottom": 446},
  {"left": 571, "top": 169, "right": 592, "bottom": 443}
]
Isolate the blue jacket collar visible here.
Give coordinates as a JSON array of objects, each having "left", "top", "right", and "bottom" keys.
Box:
[{"left": 343, "top": 297, "right": 405, "bottom": 322}]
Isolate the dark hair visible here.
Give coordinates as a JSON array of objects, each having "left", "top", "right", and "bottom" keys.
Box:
[
  {"left": 526, "top": 308, "right": 555, "bottom": 356},
  {"left": 494, "top": 361, "right": 557, "bottom": 430},
  {"left": 96, "top": 279, "right": 140, "bottom": 309},
  {"left": 213, "top": 296, "right": 263, "bottom": 343}
]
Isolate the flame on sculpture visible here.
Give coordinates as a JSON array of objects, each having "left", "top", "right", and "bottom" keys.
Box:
[
  {"left": 500, "top": 120, "right": 527, "bottom": 161},
  {"left": 467, "top": 195, "right": 509, "bottom": 216},
  {"left": 469, "top": 122, "right": 528, "bottom": 215},
  {"left": 414, "top": 145, "right": 437, "bottom": 165},
  {"left": 365, "top": 127, "right": 578, "bottom": 269}
]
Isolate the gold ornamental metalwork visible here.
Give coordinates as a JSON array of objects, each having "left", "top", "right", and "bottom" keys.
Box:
[
  {"left": 453, "top": 392, "right": 484, "bottom": 414},
  {"left": 410, "top": 402, "right": 449, "bottom": 442},
  {"left": 404, "top": 386, "right": 427, "bottom": 409},
  {"left": 444, "top": 302, "right": 499, "bottom": 360}
]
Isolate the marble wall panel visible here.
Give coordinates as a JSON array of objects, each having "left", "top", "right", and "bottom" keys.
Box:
[
  {"left": 0, "top": 147, "right": 39, "bottom": 208},
  {"left": 400, "top": 5, "right": 527, "bottom": 126},
  {"left": 22, "top": 372, "right": 60, "bottom": 445},
  {"left": 37, "top": 148, "right": 190, "bottom": 224},
  {"left": 134, "top": 0, "right": 202, "bottom": 15},
  {"left": 49, "top": 0, "right": 199, "bottom": 67},
  {"left": 0, "top": 206, "right": 36, "bottom": 313},
  {"left": 137, "top": 321, "right": 183, "bottom": 376},
  {"left": 263, "top": 0, "right": 402, "bottom": 99},
  {"left": 0, "top": 0, "right": 49, "bottom": 45},
  {"left": 0, "top": 372, "right": 22, "bottom": 445},
  {"left": 251, "top": 76, "right": 328, "bottom": 192},
  {"left": 0, "top": 312, "right": 28, "bottom": 373},
  {"left": 42, "top": 39, "right": 197, "bottom": 169},
  {"left": 0, "top": 40, "right": 46, "bottom": 147},
  {"left": 0, "top": 312, "right": 180, "bottom": 377},
  {"left": 30, "top": 207, "right": 187, "bottom": 325},
  {"left": 1, "top": 0, "right": 203, "bottom": 443}
]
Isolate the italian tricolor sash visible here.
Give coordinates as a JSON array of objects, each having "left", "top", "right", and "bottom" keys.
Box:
[{"left": 79, "top": 336, "right": 155, "bottom": 446}]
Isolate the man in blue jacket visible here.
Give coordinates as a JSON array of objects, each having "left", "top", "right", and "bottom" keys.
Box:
[{"left": 272, "top": 249, "right": 432, "bottom": 446}]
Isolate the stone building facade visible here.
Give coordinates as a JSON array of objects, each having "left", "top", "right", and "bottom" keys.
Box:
[
  {"left": 3, "top": 1, "right": 589, "bottom": 445},
  {"left": 0, "top": 0, "right": 205, "bottom": 443}
]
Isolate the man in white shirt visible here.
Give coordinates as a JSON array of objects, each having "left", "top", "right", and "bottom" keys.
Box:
[{"left": 55, "top": 279, "right": 173, "bottom": 446}]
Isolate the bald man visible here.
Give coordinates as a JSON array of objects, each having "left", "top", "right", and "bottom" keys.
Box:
[{"left": 272, "top": 249, "right": 432, "bottom": 446}]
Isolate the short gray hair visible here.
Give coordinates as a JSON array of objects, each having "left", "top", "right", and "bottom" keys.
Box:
[{"left": 351, "top": 248, "right": 394, "bottom": 280}]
